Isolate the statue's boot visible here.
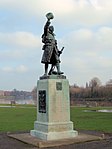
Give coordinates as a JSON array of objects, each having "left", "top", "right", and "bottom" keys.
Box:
[
  {"left": 56, "top": 63, "right": 63, "bottom": 75},
  {"left": 48, "top": 65, "right": 54, "bottom": 75},
  {"left": 44, "top": 63, "right": 48, "bottom": 76}
]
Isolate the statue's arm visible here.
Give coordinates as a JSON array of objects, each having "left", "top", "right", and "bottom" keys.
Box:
[{"left": 44, "top": 20, "right": 50, "bottom": 36}]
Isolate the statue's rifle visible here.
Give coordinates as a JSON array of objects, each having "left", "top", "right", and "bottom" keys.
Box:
[{"left": 58, "top": 47, "right": 64, "bottom": 57}]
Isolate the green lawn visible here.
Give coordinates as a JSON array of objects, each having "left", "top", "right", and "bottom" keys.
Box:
[
  {"left": 71, "top": 107, "right": 112, "bottom": 133},
  {"left": 0, "top": 105, "right": 112, "bottom": 133},
  {"left": 0, "top": 106, "right": 36, "bottom": 132}
]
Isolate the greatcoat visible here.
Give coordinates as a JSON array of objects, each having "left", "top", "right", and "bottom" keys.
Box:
[{"left": 41, "top": 20, "right": 60, "bottom": 65}]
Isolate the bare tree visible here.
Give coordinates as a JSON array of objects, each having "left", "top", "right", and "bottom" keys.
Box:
[{"left": 89, "top": 77, "right": 101, "bottom": 98}]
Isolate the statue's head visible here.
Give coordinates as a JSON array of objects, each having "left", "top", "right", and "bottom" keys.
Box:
[{"left": 49, "top": 26, "right": 54, "bottom": 32}]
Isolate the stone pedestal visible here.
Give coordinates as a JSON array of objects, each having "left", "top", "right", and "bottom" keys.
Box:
[{"left": 30, "top": 75, "right": 78, "bottom": 140}]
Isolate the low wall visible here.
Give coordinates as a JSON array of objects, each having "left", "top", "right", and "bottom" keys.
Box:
[{"left": 0, "top": 99, "right": 10, "bottom": 104}]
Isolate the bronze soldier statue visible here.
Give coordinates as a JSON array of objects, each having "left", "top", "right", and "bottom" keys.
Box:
[{"left": 41, "top": 12, "right": 64, "bottom": 76}]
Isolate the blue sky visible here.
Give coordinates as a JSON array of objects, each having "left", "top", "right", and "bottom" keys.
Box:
[{"left": 0, "top": 0, "right": 112, "bottom": 91}]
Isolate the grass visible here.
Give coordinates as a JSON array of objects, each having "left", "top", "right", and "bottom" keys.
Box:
[
  {"left": 71, "top": 106, "right": 112, "bottom": 133},
  {"left": 0, "top": 106, "right": 36, "bottom": 132},
  {"left": 0, "top": 105, "right": 112, "bottom": 133}
]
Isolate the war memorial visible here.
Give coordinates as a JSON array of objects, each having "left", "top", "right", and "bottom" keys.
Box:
[{"left": 30, "top": 12, "right": 78, "bottom": 140}]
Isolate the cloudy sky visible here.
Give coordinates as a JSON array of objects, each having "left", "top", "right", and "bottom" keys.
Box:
[{"left": 0, "top": 0, "right": 112, "bottom": 91}]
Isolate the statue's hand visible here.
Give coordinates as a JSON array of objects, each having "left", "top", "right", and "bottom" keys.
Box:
[
  {"left": 47, "top": 18, "right": 50, "bottom": 21},
  {"left": 58, "top": 51, "right": 62, "bottom": 54}
]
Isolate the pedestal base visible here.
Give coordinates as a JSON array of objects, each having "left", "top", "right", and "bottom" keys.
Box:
[
  {"left": 30, "top": 76, "right": 78, "bottom": 140},
  {"left": 31, "top": 130, "right": 78, "bottom": 141},
  {"left": 31, "top": 121, "right": 78, "bottom": 140}
]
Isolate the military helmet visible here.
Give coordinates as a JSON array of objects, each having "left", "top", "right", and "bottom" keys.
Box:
[{"left": 46, "top": 12, "right": 54, "bottom": 20}]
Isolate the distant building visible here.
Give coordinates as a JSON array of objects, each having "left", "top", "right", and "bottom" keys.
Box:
[
  {"left": 4, "top": 91, "right": 11, "bottom": 96},
  {"left": 0, "top": 89, "right": 34, "bottom": 104},
  {"left": 0, "top": 90, "right": 5, "bottom": 96}
]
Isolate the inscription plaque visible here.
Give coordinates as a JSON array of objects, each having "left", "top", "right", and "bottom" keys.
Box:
[
  {"left": 56, "top": 82, "right": 62, "bottom": 90},
  {"left": 38, "top": 90, "right": 46, "bottom": 113}
]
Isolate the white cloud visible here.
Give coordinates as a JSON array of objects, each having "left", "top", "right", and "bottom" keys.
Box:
[
  {"left": 61, "top": 25, "right": 112, "bottom": 79},
  {"left": 2, "top": 65, "right": 28, "bottom": 73},
  {"left": 16, "top": 65, "right": 28, "bottom": 73},
  {"left": 0, "top": 0, "right": 112, "bottom": 26},
  {"left": 0, "top": 31, "right": 41, "bottom": 64},
  {"left": 98, "top": 56, "right": 112, "bottom": 68},
  {"left": 0, "top": 31, "right": 40, "bottom": 48},
  {"left": 2, "top": 66, "right": 13, "bottom": 72},
  {"left": 96, "top": 27, "right": 112, "bottom": 47},
  {"left": 62, "top": 26, "right": 112, "bottom": 51},
  {"left": 72, "top": 29, "right": 93, "bottom": 41},
  {"left": 0, "top": 0, "right": 75, "bottom": 15}
]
